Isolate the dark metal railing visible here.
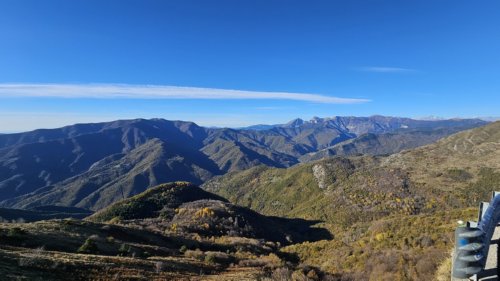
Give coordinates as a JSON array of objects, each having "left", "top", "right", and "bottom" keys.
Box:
[{"left": 452, "top": 191, "right": 500, "bottom": 279}]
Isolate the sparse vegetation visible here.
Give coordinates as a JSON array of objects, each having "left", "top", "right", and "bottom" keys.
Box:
[
  {"left": 446, "top": 168, "right": 473, "bottom": 181},
  {"left": 77, "top": 238, "right": 98, "bottom": 254},
  {"left": 0, "top": 182, "right": 332, "bottom": 280},
  {"left": 0, "top": 121, "right": 498, "bottom": 280},
  {"left": 88, "top": 182, "right": 225, "bottom": 222},
  {"left": 203, "top": 122, "right": 500, "bottom": 280}
]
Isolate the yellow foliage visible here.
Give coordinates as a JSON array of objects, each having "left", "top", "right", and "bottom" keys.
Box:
[
  {"left": 375, "top": 232, "right": 386, "bottom": 242},
  {"left": 175, "top": 208, "right": 186, "bottom": 215},
  {"left": 194, "top": 207, "right": 215, "bottom": 218}
]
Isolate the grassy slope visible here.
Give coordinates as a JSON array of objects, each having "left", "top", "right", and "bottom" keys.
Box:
[
  {"left": 202, "top": 121, "right": 500, "bottom": 280},
  {"left": 383, "top": 121, "right": 500, "bottom": 205},
  {"left": 90, "top": 181, "right": 331, "bottom": 245},
  {"left": 204, "top": 156, "right": 432, "bottom": 226},
  {"left": 0, "top": 219, "right": 218, "bottom": 280},
  {"left": 0, "top": 182, "right": 338, "bottom": 280}
]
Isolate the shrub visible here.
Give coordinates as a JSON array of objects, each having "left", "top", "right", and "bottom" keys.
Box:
[
  {"left": 7, "top": 227, "right": 26, "bottom": 237},
  {"left": 291, "top": 270, "right": 309, "bottom": 281},
  {"left": 184, "top": 249, "right": 204, "bottom": 261},
  {"left": 118, "top": 243, "right": 130, "bottom": 256},
  {"left": 179, "top": 245, "right": 188, "bottom": 253},
  {"left": 78, "top": 238, "right": 98, "bottom": 254},
  {"left": 271, "top": 267, "right": 292, "bottom": 281},
  {"left": 306, "top": 269, "right": 319, "bottom": 280},
  {"left": 5, "top": 227, "right": 26, "bottom": 242},
  {"left": 194, "top": 207, "right": 215, "bottom": 218},
  {"left": 204, "top": 253, "right": 216, "bottom": 264},
  {"left": 446, "top": 168, "right": 472, "bottom": 181},
  {"left": 238, "top": 259, "right": 267, "bottom": 267}
]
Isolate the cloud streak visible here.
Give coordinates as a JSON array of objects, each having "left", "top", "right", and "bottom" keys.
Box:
[
  {"left": 358, "top": 66, "right": 416, "bottom": 73},
  {"left": 0, "top": 83, "right": 370, "bottom": 104}
]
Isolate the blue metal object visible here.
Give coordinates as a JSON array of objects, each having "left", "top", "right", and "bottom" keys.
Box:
[
  {"left": 452, "top": 226, "right": 485, "bottom": 278},
  {"left": 452, "top": 192, "right": 500, "bottom": 279}
]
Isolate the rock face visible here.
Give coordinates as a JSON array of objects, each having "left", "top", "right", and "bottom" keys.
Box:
[
  {"left": 312, "top": 164, "right": 327, "bottom": 189},
  {"left": 0, "top": 116, "right": 487, "bottom": 210}
]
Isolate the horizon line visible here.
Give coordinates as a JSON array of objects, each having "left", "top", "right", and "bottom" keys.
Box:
[{"left": 0, "top": 114, "right": 495, "bottom": 135}]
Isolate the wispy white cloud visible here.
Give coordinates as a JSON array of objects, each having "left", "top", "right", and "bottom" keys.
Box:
[
  {"left": 0, "top": 83, "right": 370, "bottom": 104},
  {"left": 358, "top": 66, "right": 416, "bottom": 73}
]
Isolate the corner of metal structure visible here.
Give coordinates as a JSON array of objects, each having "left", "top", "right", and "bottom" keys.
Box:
[
  {"left": 492, "top": 191, "right": 500, "bottom": 200},
  {"left": 478, "top": 202, "right": 489, "bottom": 223}
]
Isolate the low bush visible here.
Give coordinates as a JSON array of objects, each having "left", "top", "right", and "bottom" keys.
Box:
[
  {"left": 184, "top": 249, "right": 205, "bottom": 261},
  {"left": 77, "top": 238, "right": 98, "bottom": 254}
]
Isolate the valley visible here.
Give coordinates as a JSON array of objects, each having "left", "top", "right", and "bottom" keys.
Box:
[
  {"left": 0, "top": 116, "right": 485, "bottom": 211},
  {"left": 2, "top": 2, "right": 497, "bottom": 280},
  {"left": 0, "top": 117, "right": 498, "bottom": 280}
]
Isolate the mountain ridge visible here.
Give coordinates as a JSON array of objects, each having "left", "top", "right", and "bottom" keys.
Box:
[
  {"left": 0, "top": 116, "right": 488, "bottom": 210},
  {"left": 201, "top": 121, "right": 500, "bottom": 280}
]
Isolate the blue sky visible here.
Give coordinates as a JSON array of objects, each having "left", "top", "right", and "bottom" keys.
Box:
[{"left": 0, "top": 0, "right": 499, "bottom": 132}]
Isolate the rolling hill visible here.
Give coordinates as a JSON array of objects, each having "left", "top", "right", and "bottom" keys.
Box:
[
  {"left": 89, "top": 182, "right": 331, "bottom": 244},
  {"left": 0, "top": 182, "right": 333, "bottom": 280},
  {"left": 202, "top": 121, "right": 500, "bottom": 279}
]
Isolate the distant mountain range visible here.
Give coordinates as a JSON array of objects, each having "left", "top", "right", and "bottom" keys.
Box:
[
  {"left": 0, "top": 116, "right": 487, "bottom": 210},
  {"left": 0, "top": 118, "right": 497, "bottom": 280},
  {"left": 204, "top": 120, "right": 500, "bottom": 224}
]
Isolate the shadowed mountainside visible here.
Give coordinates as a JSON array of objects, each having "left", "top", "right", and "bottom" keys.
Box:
[
  {"left": 0, "top": 116, "right": 487, "bottom": 211},
  {"left": 89, "top": 182, "right": 332, "bottom": 244},
  {"left": 0, "top": 205, "right": 92, "bottom": 222},
  {"left": 0, "top": 181, "right": 334, "bottom": 280}
]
